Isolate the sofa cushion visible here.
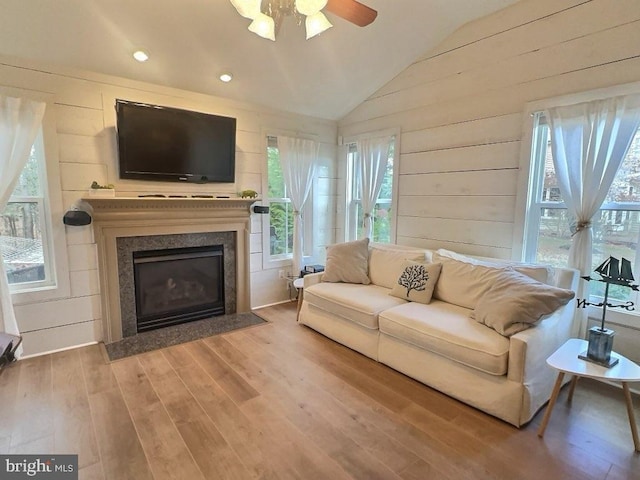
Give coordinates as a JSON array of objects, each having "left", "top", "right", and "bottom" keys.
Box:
[
  {"left": 472, "top": 269, "right": 575, "bottom": 336},
  {"left": 379, "top": 301, "right": 510, "bottom": 376},
  {"left": 369, "top": 243, "right": 426, "bottom": 288},
  {"left": 432, "top": 253, "right": 510, "bottom": 309},
  {"left": 389, "top": 261, "right": 442, "bottom": 304},
  {"left": 323, "top": 238, "right": 370, "bottom": 284},
  {"left": 305, "top": 283, "right": 406, "bottom": 329},
  {"left": 436, "top": 248, "right": 551, "bottom": 284}
]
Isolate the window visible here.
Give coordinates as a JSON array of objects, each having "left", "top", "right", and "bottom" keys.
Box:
[
  {"left": 1, "top": 129, "right": 54, "bottom": 291},
  {"left": 524, "top": 113, "right": 640, "bottom": 305},
  {"left": 266, "top": 136, "right": 293, "bottom": 260},
  {"left": 345, "top": 137, "right": 396, "bottom": 243}
]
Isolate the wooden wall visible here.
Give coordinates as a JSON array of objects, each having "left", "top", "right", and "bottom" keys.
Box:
[
  {"left": 339, "top": 0, "right": 640, "bottom": 259},
  {"left": 0, "top": 56, "right": 337, "bottom": 356},
  {"left": 338, "top": 0, "right": 640, "bottom": 363}
]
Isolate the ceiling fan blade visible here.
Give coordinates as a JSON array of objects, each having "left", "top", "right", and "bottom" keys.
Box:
[{"left": 325, "top": 0, "right": 378, "bottom": 27}]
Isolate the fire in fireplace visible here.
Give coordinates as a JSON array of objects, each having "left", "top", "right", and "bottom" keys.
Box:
[{"left": 132, "top": 245, "right": 225, "bottom": 332}]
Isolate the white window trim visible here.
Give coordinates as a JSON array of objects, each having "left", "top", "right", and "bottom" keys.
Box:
[
  {"left": 342, "top": 127, "right": 400, "bottom": 244},
  {"left": 1, "top": 87, "right": 71, "bottom": 304},
  {"left": 514, "top": 81, "right": 640, "bottom": 329},
  {"left": 260, "top": 130, "right": 317, "bottom": 272}
]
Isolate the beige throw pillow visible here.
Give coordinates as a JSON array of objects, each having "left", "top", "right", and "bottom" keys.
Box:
[
  {"left": 432, "top": 253, "right": 511, "bottom": 309},
  {"left": 322, "top": 238, "right": 371, "bottom": 284},
  {"left": 473, "top": 269, "right": 575, "bottom": 336},
  {"left": 435, "top": 248, "right": 551, "bottom": 283},
  {"left": 390, "top": 261, "right": 442, "bottom": 304},
  {"left": 368, "top": 244, "right": 425, "bottom": 289}
]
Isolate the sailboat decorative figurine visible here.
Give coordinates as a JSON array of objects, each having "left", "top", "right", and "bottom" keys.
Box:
[{"left": 580, "top": 256, "right": 639, "bottom": 367}]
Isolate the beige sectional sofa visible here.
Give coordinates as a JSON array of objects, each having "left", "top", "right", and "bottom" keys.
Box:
[{"left": 298, "top": 242, "right": 579, "bottom": 427}]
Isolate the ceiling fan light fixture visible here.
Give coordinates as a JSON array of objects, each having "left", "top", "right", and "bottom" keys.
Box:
[
  {"left": 248, "top": 13, "right": 276, "bottom": 41},
  {"left": 230, "top": 0, "right": 261, "bottom": 19},
  {"left": 305, "top": 11, "right": 332, "bottom": 39},
  {"left": 295, "top": 0, "right": 328, "bottom": 16}
]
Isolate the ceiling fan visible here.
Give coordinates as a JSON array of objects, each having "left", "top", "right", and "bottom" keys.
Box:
[
  {"left": 325, "top": 0, "right": 377, "bottom": 28},
  {"left": 230, "top": 0, "right": 377, "bottom": 41}
]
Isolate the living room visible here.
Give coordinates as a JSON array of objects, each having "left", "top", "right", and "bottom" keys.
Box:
[{"left": 1, "top": 0, "right": 640, "bottom": 478}]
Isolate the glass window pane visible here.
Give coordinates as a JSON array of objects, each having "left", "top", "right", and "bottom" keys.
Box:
[
  {"left": 372, "top": 202, "right": 392, "bottom": 243},
  {"left": 603, "top": 130, "right": 640, "bottom": 203},
  {"left": 267, "top": 146, "right": 285, "bottom": 199},
  {"left": 1, "top": 202, "right": 45, "bottom": 284},
  {"left": 10, "top": 146, "right": 41, "bottom": 197},
  {"left": 591, "top": 209, "right": 640, "bottom": 302},
  {"left": 269, "top": 201, "right": 293, "bottom": 256},
  {"left": 536, "top": 207, "right": 571, "bottom": 268}
]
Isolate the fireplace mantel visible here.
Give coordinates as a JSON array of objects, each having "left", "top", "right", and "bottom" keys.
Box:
[{"left": 84, "top": 196, "right": 256, "bottom": 343}]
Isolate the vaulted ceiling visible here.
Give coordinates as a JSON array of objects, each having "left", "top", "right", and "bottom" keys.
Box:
[{"left": 0, "top": 0, "right": 519, "bottom": 120}]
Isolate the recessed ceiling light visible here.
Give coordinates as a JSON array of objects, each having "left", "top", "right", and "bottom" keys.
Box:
[
  {"left": 219, "top": 73, "right": 233, "bottom": 83},
  {"left": 133, "top": 50, "right": 149, "bottom": 62}
]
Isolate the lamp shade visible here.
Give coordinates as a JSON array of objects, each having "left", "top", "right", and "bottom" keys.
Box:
[
  {"left": 230, "top": 0, "right": 261, "bottom": 19},
  {"left": 249, "top": 12, "right": 276, "bottom": 41},
  {"left": 305, "top": 11, "right": 332, "bottom": 39},
  {"left": 296, "top": 0, "right": 328, "bottom": 16}
]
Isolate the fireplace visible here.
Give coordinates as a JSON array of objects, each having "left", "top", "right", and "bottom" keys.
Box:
[
  {"left": 133, "top": 245, "right": 225, "bottom": 332},
  {"left": 84, "top": 196, "right": 254, "bottom": 343}
]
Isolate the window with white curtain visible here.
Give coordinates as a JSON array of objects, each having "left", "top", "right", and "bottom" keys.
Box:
[
  {"left": 345, "top": 137, "right": 396, "bottom": 243},
  {"left": 263, "top": 135, "right": 313, "bottom": 265},
  {"left": 524, "top": 112, "right": 640, "bottom": 305},
  {"left": 1, "top": 128, "right": 54, "bottom": 291},
  {"left": 266, "top": 136, "right": 293, "bottom": 260}
]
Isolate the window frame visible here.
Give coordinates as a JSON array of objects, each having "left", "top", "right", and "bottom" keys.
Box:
[
  {"left": 1, "top": 88, "right": 70, "bottom": 304},
  {"left": 514, "top": 81, "right": 640, "bottom": 328},
  {"left": 342, "top": 128, "right": 400, "bottom": 244}
]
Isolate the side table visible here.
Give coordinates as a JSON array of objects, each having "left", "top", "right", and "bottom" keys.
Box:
[{"left": 537, "top": 338, "right": 640, "bottom": 451}]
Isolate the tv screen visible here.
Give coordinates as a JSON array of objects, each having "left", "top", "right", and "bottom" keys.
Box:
[{"left": 115, "top": 100, "right": 236, "bottom": 183}]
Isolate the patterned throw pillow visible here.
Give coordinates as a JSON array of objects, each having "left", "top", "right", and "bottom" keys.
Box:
[{"left": 389, "top": 260, "right": 442, "bottom": 304}]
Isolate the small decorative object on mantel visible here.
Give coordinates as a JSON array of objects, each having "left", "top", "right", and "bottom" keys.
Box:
[
  {"left": 240, "top": 189, "right": 258, "bottom": 199},
  {"left": 88, "top": 181, "right": 115, "bottom": 197},
  {"left": 579, "top": 256, "right": 638, "bottom": 368}
]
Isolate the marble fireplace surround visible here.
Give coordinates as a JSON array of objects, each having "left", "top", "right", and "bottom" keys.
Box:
[{"left": 84, "top": 197, "right": 255, "bottom": 344}]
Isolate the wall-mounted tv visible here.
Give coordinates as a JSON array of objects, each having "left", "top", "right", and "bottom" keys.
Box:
[{"left": 115, "top": 100, "right": 236, "bottom": 183}]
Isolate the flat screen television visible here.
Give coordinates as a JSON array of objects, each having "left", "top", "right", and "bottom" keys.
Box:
[{"left": 115, "top": 100, "right": 236, "bottom": 183}]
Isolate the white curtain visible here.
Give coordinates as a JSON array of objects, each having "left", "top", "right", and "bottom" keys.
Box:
[
  {"left": 546, "top": 94, "right": 640, "bottom": 337},
  {"left": 0, "top": 96, "right": 46, "bottom": 344},
  {"left": 278, "top": 136, "right": 319, "bottom": 275},
  {"left": 356, "top": 136, "right": 392, "bottom": 239}
]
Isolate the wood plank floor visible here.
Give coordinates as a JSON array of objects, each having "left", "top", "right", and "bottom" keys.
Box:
[{"left": 2, "top": 302, "right": 640, "bottom": 479}]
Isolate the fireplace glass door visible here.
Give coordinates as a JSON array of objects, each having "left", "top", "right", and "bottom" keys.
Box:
[{"left": 133, "top": 245, "right": 225, "bottom": 332}]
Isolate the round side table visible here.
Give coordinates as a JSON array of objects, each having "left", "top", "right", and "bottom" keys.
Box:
[{"left": 537, "top": 338, "right": 640, "bottom": 451}]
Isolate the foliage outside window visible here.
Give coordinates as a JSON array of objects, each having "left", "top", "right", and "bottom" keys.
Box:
[
  {"left": 1, "top": 130, "right": 51, "bottom": 289},
  {"left": 525, "top": 114, "right": 640, "bottom": 304},
  {"left": 346, "top": 139, "right": 395, "bottom": 243},
  {"left": 266, "top": 136, "right": 294, "bottom": 259}
]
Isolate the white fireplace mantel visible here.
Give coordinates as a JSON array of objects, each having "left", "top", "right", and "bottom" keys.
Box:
[{"left": 83, "top": 196, "right": 256, "bottom": 343}]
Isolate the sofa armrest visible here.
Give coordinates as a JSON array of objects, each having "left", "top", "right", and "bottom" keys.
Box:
[
  {"left": 303, "top": 272, "right": 323, "bottom": 288},
  {"left": 507, "top": 303, "right": 574, "bottom": 384}
]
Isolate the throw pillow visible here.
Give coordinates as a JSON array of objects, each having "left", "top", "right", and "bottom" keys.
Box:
[
  {"left": 436, "top": 248, "right": 551, "bottom": 283},
  {"left": 473, "top": 269, "right": 575, "bottom": 336},
  {"left": 390, "top": 260, "right": 442, "bottom": 304},
  {"left": 368, "top": 243, "right": 426, "bottom": 289},
  {"left": 432, "top": 253, "right": 511, "bottom": 309},
  {"left": 322, "top": 238, "right": 371, "bottom": 284}
]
